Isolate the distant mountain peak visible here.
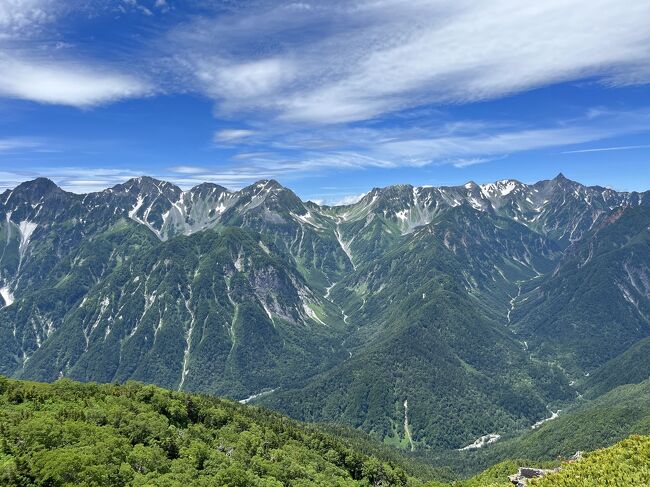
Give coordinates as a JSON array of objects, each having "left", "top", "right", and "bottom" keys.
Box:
[
  {"left": 115, "top": 176, "right": 182, "bottom": 198},
  {"left": 15, "top": 177, "right": 60, "bottom": 193},
  {"left": 550, "top": 172, "right": 579, "bottom": 186},
  {"left": 190, "top": 182, "right": 229, "bottom": 192},
  {"left": 5, "top": 177, "right": 63, "bottom": 205},
  {"left": 479, "top": 178, "right": 522, "bottom": 197},
  {"left": 254, "top": 179, "right": 284, "bottom": 190}
]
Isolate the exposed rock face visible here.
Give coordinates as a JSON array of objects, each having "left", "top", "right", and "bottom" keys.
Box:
[{"left": 508, "top": 467, "right": 561, "bottom": 486}]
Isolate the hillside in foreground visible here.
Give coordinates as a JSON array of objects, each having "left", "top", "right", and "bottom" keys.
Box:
[
  {"left": 0, "top": 376, "right": 444, "bottom": 486},
  {"left": 461, "top": 435, "right": 650, "bottom": 486},
  {"left": 2, "top": 377, "right": 649, "bottom": 486}
]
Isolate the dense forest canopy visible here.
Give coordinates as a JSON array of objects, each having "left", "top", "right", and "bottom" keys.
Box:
[
  {"left": 0, "top": 376, "right": 445, "bottom": 486},
  {"left": 2, "top": 376, "right": 649, "bottom": 486}
]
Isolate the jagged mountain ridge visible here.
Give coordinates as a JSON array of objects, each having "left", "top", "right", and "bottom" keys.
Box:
[
  {"left": 334, "top": 173, "right": 649, "bottom": 249},
  {"left": 1, "top": 173, "right": 649, "bottom": 451}
]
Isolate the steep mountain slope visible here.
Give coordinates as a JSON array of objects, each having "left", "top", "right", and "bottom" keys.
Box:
[
  {"left": 262, "top": 205, "right": 573, "bottom": 449},
  {"left": 330, "top": 174, "right": 649, "bottom": 256},
  {"left": 1, "top": 178, "right": 105, "bottom": 300},
  {"left": 0, "top": 219, "right": 158, "bottom": 375},
  {"left": 14, "top": 227, "right": 345, "bottom": 399},
  {"left": 0, "top": 178, "right": 354, "bottom": 391},
  {"left": 97, "top": 177, "right": 354, "bottom": 287},
  {"left": 511, "top": 205, "right": 650, "bottom": 375},
  {"left": 336, "top": 204, "right": 561, "bottom": 321},
  {"left": 580, "top": 335, "right": 650, "bottom": 399}
]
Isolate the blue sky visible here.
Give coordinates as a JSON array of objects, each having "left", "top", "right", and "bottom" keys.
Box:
[{"left": 0, "top": 0, "right": 649, "bottom": 204}]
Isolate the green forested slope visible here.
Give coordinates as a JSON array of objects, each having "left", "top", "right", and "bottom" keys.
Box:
[
  {"left": 512, "top": 205, "right": 650, "bottom": 375},
  {"left": 582, "top": 336, "right": 650, "bottom": 398},
  {"left": 530, "top": 435, "right": 650, "bottom": 486},
  {"left": 2, "top": 377, "right": 648, "bottom": 486},
  {"left": 10, "top": 226, "right": 346, "bottom": 399},
  {"left": 0, "top": 219, "right": 158, "bottom": 375},
  {"left": 0, "top": 377, "right": 445, "bottom": 486},
  {"left": 263, "top": 208, "right": 572, "bottom": 450},
  {"left": 431, "top": 378, "right": 650, "bottom": 477},
  {"left": 457, "top": 435, "right": 650, "bottom": 487}
]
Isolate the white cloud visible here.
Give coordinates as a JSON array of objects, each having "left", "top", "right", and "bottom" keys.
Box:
[
  {"left": 167, "top": 0, "right": 650, "bottom": 124},
  {"left": 0, "top": 1, "right": 151, "bottom": 107},
  {"left": 0, "top": 0, "right": 55, "bottom": 37},
  {"left": 3, "top": 0, "right": 650, "bottom": 118},
  {"left": 0, "top": 56, "right": 151, "bottom": 107},
  {"left": 232, "top": 151, "right": 273, "bottom": 160},
  {"left": 203, "top": 58, "right": 295, "bottom": 100},
  {"left": 333, "top": 192, "right": 368, "bottom": 206},
  {"left": 452, "top": 157, "right": 493, "bottom": 168},
  {"left": 168, "top": 165, "right": 207, "bottom": 174},
  {"left": 213, "top": 129, "right": 256, "bottom": 142}
]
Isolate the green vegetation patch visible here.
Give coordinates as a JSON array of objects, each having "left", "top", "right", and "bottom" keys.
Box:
[
  {"left": 530, "top": 435, "right": 650, "bottom": 486},
  {"left": 0, "top": 376, "right": 444, "bottom": 486}
]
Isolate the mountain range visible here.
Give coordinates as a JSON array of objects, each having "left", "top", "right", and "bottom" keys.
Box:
[{"left": 1, "top": 173, "right": 649, "bottom": 452}]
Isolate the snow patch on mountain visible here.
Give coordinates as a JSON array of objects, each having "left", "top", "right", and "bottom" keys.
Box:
[
  {"left": 334, "top": 223, "right": 356, "bottom": 269},
  {"left": 18, "top": 220, "right": 37, "bottom": 255},
  {"left": 178, "top": 286, "right": 196, "bottom": 391},
  {"left": 480, "top": 179, "right": 519, "bottom": 197},
  {"left": 0, "top": 286, "right": 14, "bottom": 306}
]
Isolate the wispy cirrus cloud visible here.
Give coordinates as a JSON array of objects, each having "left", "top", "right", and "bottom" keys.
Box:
[
  {"left": 1, "top": 0, "right": 650, "bottom": 197},
  {"left": 165, "top": 0, "right": 650, "bottom": 124},
  {"left": 210, "top": 108, "right": 650, "bottom": 174},
  {"left": 2, "top": 107, "right": 650, "bottom": 195},
  {"left": 333, "top": 192, "right": 368, "bottom": 206},
  {"left": 562, "top": 144, "right": 650, "bottom": 154},
  {"left": 3, "top": 0, "right": 650, "bottom": 120},
  {"left": 0, "top": 0, "right": 56, "bottom": 38},
  {"left": 452, "top": 157, "right": 494, "bottom": 168},
  {"left": 213, "top": 129, "right": 256, "bottom": 143},
  {"left": 0, "top": 137, "right": 42, "bottom": 152}
]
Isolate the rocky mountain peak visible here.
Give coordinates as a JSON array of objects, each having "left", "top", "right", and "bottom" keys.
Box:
[
  {"left": 116, "top": 176, "right": 182, "bottom": 200},
  {"left": 5, "top": 177, "right": 63, "bottom": 203}
]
